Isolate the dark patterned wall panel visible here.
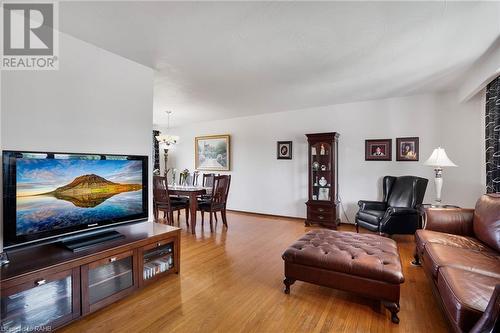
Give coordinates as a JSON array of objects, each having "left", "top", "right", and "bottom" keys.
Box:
[
  {"left": 486, "top": 76, "right": 500, "bottom": 193},
  {"left": 153, "top": 130, "right": 160, "bottom": 171}
]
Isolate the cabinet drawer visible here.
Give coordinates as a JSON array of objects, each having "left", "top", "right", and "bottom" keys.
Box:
[
  {"left": 307, "top": 211, "right": 334, "bottom": 222},
  {"left": 308, "top": 206, "right": 333, "bottom": 215},
  {"left": 141, "top": 238, "right": 175, "bottom": 252}
]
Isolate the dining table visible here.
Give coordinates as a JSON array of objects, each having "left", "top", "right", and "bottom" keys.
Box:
[{"left": 168, "top": 185, "right": 208, "bottom": 234}]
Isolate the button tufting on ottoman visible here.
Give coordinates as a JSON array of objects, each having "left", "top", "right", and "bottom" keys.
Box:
[{"left": 282, "top": 229, "right": 404, "bottom": 323}]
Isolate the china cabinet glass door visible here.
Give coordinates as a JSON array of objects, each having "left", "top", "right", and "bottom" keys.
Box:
[{"left": 311, "top": 142, "right": 332, "bottom": 201}]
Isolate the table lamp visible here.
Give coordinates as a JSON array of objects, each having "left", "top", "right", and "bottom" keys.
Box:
[{"left": 424, "top": 147, "right": 457, "bottom": 204}]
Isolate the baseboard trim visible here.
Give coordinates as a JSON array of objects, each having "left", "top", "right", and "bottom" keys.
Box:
[
  {"left": 226, "top": 209, "right": 355, "bottom": 226},
  {"left": 226, "top": 209, "right": 305, "bottom": 221}
]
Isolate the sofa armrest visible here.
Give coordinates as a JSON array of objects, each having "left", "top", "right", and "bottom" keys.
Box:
[
  {"left": 358, "top": 200, "right": 386, "bottom": 211},
  {"left": 425, "top": 208, "right": 475, "bottom": 236}
]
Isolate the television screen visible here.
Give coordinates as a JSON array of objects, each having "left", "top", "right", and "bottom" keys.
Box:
[{"left": 2, "top": 151, "right": 148, "bottom": 248}]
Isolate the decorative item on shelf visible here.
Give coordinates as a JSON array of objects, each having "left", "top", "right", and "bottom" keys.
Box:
[
  {"left": 314, "top": 176, "right": 319, "bottom": 186},
  {"left": 156, "top": 111, "right": 179, "bottom": 177},
  {"left": 312, "top": 161, "right": 319, "bottom": 171},
  {"left": 320, "top": 144, "right": 326, "bottom": 155},
  {"left": 321, "top": 164, "right": 327, "bottom": 171},
  {"left": 311, "top": 147, "right": 317, "bottom": 155},
  {"left": 365, "top": 139, "right": 392, "bottom": 161},
  {"left": 277, "top": 141, "right": 293, "bottom": 160},
  {"left": 396, "top": 137, "right": 419, "bottom": 161},
  {"left": 318, "top": 188, "right": 330, "bottom": 201},
  {"left": 424, "top": 147, "right": 457, "bottom": 204},
  {"left": 312, "top": 195, "right": 318, "bottom": 200},
  {"left": 195, "top": 134, "right": 231, "bottom": 171},
  {"left": 319, "top": 177, "right": 327, "bottom": 186}
]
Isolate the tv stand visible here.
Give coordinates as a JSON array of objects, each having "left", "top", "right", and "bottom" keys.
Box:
[
  {"left": 61, "top": 229, "right": 125, "bottom": 252},
  {"left": 0, "top": 222, "right": 180, "bottom": 332}
]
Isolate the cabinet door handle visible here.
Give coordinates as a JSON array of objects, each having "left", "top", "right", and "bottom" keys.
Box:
[
  {"left": 35, "top": 279, "right": 46, "bottom": 286},
  {"left": 109, "top": 257, "right": 117, "bottom": 263},
  {"left": 318, "top": 208, "right": 324, "bottom": 212},
  {"left": 318, "top": 215, "right": 324, "bottom": 220}
]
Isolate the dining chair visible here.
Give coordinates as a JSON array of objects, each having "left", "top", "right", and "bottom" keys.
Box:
[
  {"left": 202, "top": 173, "right": 215, "bottom": 187},
  {"left": 198, "top": 175, "right": 231, "bottom": 231},
  {"left": 153, "top": 176, "right": 189, "bottom": 227}
]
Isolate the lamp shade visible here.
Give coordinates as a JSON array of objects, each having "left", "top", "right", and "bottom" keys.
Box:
[{"left": 424, "top": 147, "right": 457, "bottom": 167}]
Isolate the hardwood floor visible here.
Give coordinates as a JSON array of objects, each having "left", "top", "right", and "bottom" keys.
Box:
[{"left": 60, "top": 211, "right": 449, "bottom": 333}]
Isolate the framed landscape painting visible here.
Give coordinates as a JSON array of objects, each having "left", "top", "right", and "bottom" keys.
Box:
[{"left": 195, "top": 134, "right": 231, "bottom": 171}]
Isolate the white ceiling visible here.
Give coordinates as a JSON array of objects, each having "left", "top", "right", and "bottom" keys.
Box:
[{"left": 59, "top": 1, "right": 500, "bottom": 127}]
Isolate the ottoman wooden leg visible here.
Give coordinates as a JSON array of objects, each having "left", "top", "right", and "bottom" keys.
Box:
[
  {"left": 283, "top": 277, "right": 296, "bottom": 294},
  {"left": 383, "top": 301, "right": 400, "bottom": 324}
]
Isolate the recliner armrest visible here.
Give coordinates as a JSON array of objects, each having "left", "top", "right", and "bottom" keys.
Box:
[
  {"left": 358, "top": 200, "right": 386, "bottom": 211},
  {"left": 424, "top": 208, "right": 474, "bottom": 236},
  {"left": 385, "top": 207, "right": 417, "bottom": 216}
]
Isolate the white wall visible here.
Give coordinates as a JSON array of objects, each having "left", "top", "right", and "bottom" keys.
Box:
[
  {"left": 1, "top": 32, "right": 154, "bottom": 246},
  {"left": 159, "top": 92, "right": 484, "bottom": 222}
]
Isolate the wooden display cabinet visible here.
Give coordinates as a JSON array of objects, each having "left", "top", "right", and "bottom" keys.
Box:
[
  {"left": 305, "top": 132, "right": 340, "bottom": 228},
  {"left": 0, "top": 222, "right": 180, "bottom": 332}
]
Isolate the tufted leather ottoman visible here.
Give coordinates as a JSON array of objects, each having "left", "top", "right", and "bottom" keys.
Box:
[{"left": 282, "top": 229, "right": 404, "bottom": 323}]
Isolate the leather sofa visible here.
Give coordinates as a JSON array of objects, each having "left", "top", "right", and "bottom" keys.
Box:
[
  {"left": 356, "top": 175, "right": 428, "bottom": 235},
  {"left": 415, "top": 193, "right": 500, "bottom": 332}
]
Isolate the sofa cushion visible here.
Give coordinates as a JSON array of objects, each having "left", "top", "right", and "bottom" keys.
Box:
[
  {"left": 415, "top": 229, "right": 490, "bottom": 256},
  {"left": 423, "top": 243, "right": 500, "bottom": 279},
  {"left": 473, "top": 193, "right": 500, "bottom": 252},
  {"left": 356, "top": 209, "right": 385, "bottom": 226},
  {"left": 437, "top": 267, "right": 497, "bottom": 332}
]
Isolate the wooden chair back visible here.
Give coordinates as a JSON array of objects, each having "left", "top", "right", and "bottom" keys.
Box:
[
  {"left": 203, "top": 173, "right": 215, "bottom": 187},
  {"left": 210, "top": 175, "right": 231, "bottom": 206},
  {"left": 153, "top": 176, "right": 171, "bottom": 208}
]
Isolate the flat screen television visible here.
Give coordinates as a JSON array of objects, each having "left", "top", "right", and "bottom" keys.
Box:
[{"left": 2, "top": 150, "right": 149, "bottom": 249}]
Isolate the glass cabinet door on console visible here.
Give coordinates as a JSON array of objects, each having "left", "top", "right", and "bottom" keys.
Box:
[
  {"left": 0, "top": 268, "right": 80, "bottom": 332},
  {"left": 81, "top": 250, "right": 137, "bottom": 314},
  {"left": 305, "top": 132, "right": 340, "bottom": 228},
  {"left": 139, "top": 239, "right": 177, "bottom": 287}
]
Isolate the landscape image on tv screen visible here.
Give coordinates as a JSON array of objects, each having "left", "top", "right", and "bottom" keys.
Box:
[{"left": 16, "top": 157, "right": 144, "bottom": 236}]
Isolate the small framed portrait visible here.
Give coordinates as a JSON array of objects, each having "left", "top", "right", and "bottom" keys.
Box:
[
  {"left": 396, "top": 137, "right": 419, "bottom": 161},
  {"left": 277, "top": 141, "right": 292, "bottom": 159},
  {"left": 365, "top": 139, "right": 392, "bottom": 161}
]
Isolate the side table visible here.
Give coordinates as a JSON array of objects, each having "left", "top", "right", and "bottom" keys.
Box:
[{"left": 416, "top": 204, "right": 460, "bottom": 229}]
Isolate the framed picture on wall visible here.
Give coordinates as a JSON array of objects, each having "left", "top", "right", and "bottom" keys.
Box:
[
  {"left": 277, "top": 141, "right": 292, "bottom": 159},
  {"left": 195, "top": 134, "right": 231, "bottom": 171},
  {"left": 365, "top": 139, "right": 392, "bottom": 161},
  {"left": 396, "top": 137, "right": 419, "bottom": 161}
]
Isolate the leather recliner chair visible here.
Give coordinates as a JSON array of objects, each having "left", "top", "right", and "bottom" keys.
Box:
[{"left": 355, "top": 175, "right": 428, "bottom": 235}]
